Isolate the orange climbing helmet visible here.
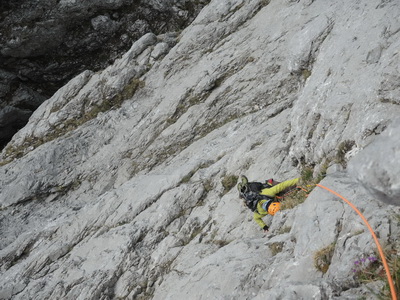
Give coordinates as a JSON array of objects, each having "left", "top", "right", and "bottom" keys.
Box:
[{"left": 268, "top": 202, "right": 281, "bottom": 216}]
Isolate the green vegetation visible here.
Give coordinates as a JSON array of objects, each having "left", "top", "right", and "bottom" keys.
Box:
[
  {"left": 203, "top": 179, "right": 213, "bottom": 193},
  {"left": 205, "top": 228, "right": 232, "bottom": 248},
  {"left": 109, "top": 77, "right": 145, "bottom": 109},
  {"left": 260, "top": 0, "right": 271, "bottom": 8},
  {"left": 277, "top": 226, "right": 292, "bottom": 235},
  {"left": 314, "top": 242, "right": 336, "bottom": 273},
  {"left": 0, "top": 158, "right": 12, "bottom": 167},
  {"left": 300, "top": 166, "right": 314, "bottom": 182},
  {"left": 211, "top": 239, "right": 232, "bottom": 248},
  {"left": 166, "top": 93, "right": 206, "bottom": 125},
  {"left": 179, "top": 161, "right": 215, "bottom": 184},
  {"left": 379, "top": 97, "right": 399, "bottom": 105},
  {"left": 181, "top": 171, "right": 196, "bottom": 183},
  {"left": 221, "top": 174, "right": 239, "bottom": 194},
  {"left": 0, "top": 78, "right": 145, "bottom": 164},
  {"left": 269, "top": 242, "right": 284, "bottom": 256},
  {"left": 280, "top": 164, "right": 327, "bottom": 211},
  {"left": 352, "top": 229, "right": 365, "bottom": 236},
  {"left": 388, "top": 252, "right": 400, "bottom": 299},
  {"left": 315, "top": 162, "right": 329, "bottom": 183},
  {"left": 301, "top": 69, "right": 312, "bottom": 80},
  {"left": 335, "top": 140, "right": 355, "bottom": 167},
  {"left": 280, "top": 188, "right": 309, "bottom": 211},
  {"left": 352, "top": 249, "right": 400, "bottom": 299},
  {"left": 250, "top": 141, "right": 262, "bottom": 150}
]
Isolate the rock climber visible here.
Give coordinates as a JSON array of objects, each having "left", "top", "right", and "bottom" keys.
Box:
[{"left": 237, "top": 175, "right": 299, "bottom": 232}]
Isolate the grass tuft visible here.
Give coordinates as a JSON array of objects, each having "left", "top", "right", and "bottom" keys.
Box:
[
  {"left": 352, "top": 248, "right": 400, "bottom": 299},
  {"left": 314, "top": 243, "right": 336, "bottom": 273},
  {"left": 221, "top": 174, "right": 239, "bottom": 194},
  {"left": 335, "top": 140, "right": 355, "bottom": 167},
  {"left": 280, "top": 164, "right": 327, "bottom": 211},
  {"left": 269, "top": 242, "right": 284, "bottom": 256}
]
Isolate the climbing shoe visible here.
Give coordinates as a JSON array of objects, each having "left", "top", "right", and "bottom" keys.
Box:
[{"left": 241, "top": 175, "right": 248, "bottom": 185}]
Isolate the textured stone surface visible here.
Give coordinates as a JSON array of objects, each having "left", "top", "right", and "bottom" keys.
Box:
[
  {"left": 349, "top": 118, "right": 400, "bottom": 207},
  {"left": 0, "top": 0, "right": 209, "bottom": 148},
  {"left": 1, "top": 0, "right": 400, "bottom": 299}
]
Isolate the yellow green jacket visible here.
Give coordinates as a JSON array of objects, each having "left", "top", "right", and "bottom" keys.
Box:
[{"left": 253, "top": 178, "right": 299, "bottom": 229}]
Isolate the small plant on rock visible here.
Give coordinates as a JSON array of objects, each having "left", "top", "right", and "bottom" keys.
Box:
[
  {"left": 280, "top": 187, "right": 309, "bottom": 210},
  {"left": 221, "top": 174, "right": 238, "bottom": 194},
  {"left": 281, "top": 163, "right": 328, "bottom": 211},
  {"left": 314, "top": 242, "right": 335, "bottom": 274},
  {"left": 212, "top": 239, "right": 231, "bottom": 248},
  {"left": 352, "top": 255, "right": 381, "bottom": 282},
  {"left": 335, "top": 140, "right": 355, "bottom": 167},
  {"left": 301, "top": 166, "right": 314, "bottom": 182},
  {"left": 277, "top": 226, "right": 291, "bottom": 235},
  {"left": 269, "top": 242, "right": 284, "bottom": 256},
  {"left": 352, "top": 250, "right": 400, "bottom": 299}
]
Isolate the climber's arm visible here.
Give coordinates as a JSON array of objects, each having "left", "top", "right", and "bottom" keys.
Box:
[{"left": 253, "top": 211, "right": 268, "bottom": 231}]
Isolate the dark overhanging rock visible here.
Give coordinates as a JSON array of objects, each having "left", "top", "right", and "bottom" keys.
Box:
[{"left": 0, "top": 0, "right": 210, "bottom": 149}]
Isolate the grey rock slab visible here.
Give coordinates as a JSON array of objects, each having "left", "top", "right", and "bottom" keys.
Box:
[
  {"left": 0, "top": 0, "right": 208, "bottom": 147},
  {"left": 348, "top": 118, "right": 400, "bottom": 206},
  {"left": 1, "top": 0, "right": 400, "bottom": 299}
]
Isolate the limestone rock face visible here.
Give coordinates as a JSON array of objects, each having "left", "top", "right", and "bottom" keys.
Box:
[
  {"left": 0, "top": 0, "right": 209, "bottom": 148},
  {"left": 349, "top": 119, "right": 400, "bottom": 207},
  {"left": 1, "top": 0, "right": 400, "bottom": 299}
]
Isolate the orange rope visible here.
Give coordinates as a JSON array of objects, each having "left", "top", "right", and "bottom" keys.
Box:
[
  {"left": 276, "top": 186, "right": 309, "bottom": 200},
  {"left": 297, "top": 186, "right": 310, "bottom": 193},
  {"left": 316, "top": 184, "right": 397, "bottom": 300}
]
